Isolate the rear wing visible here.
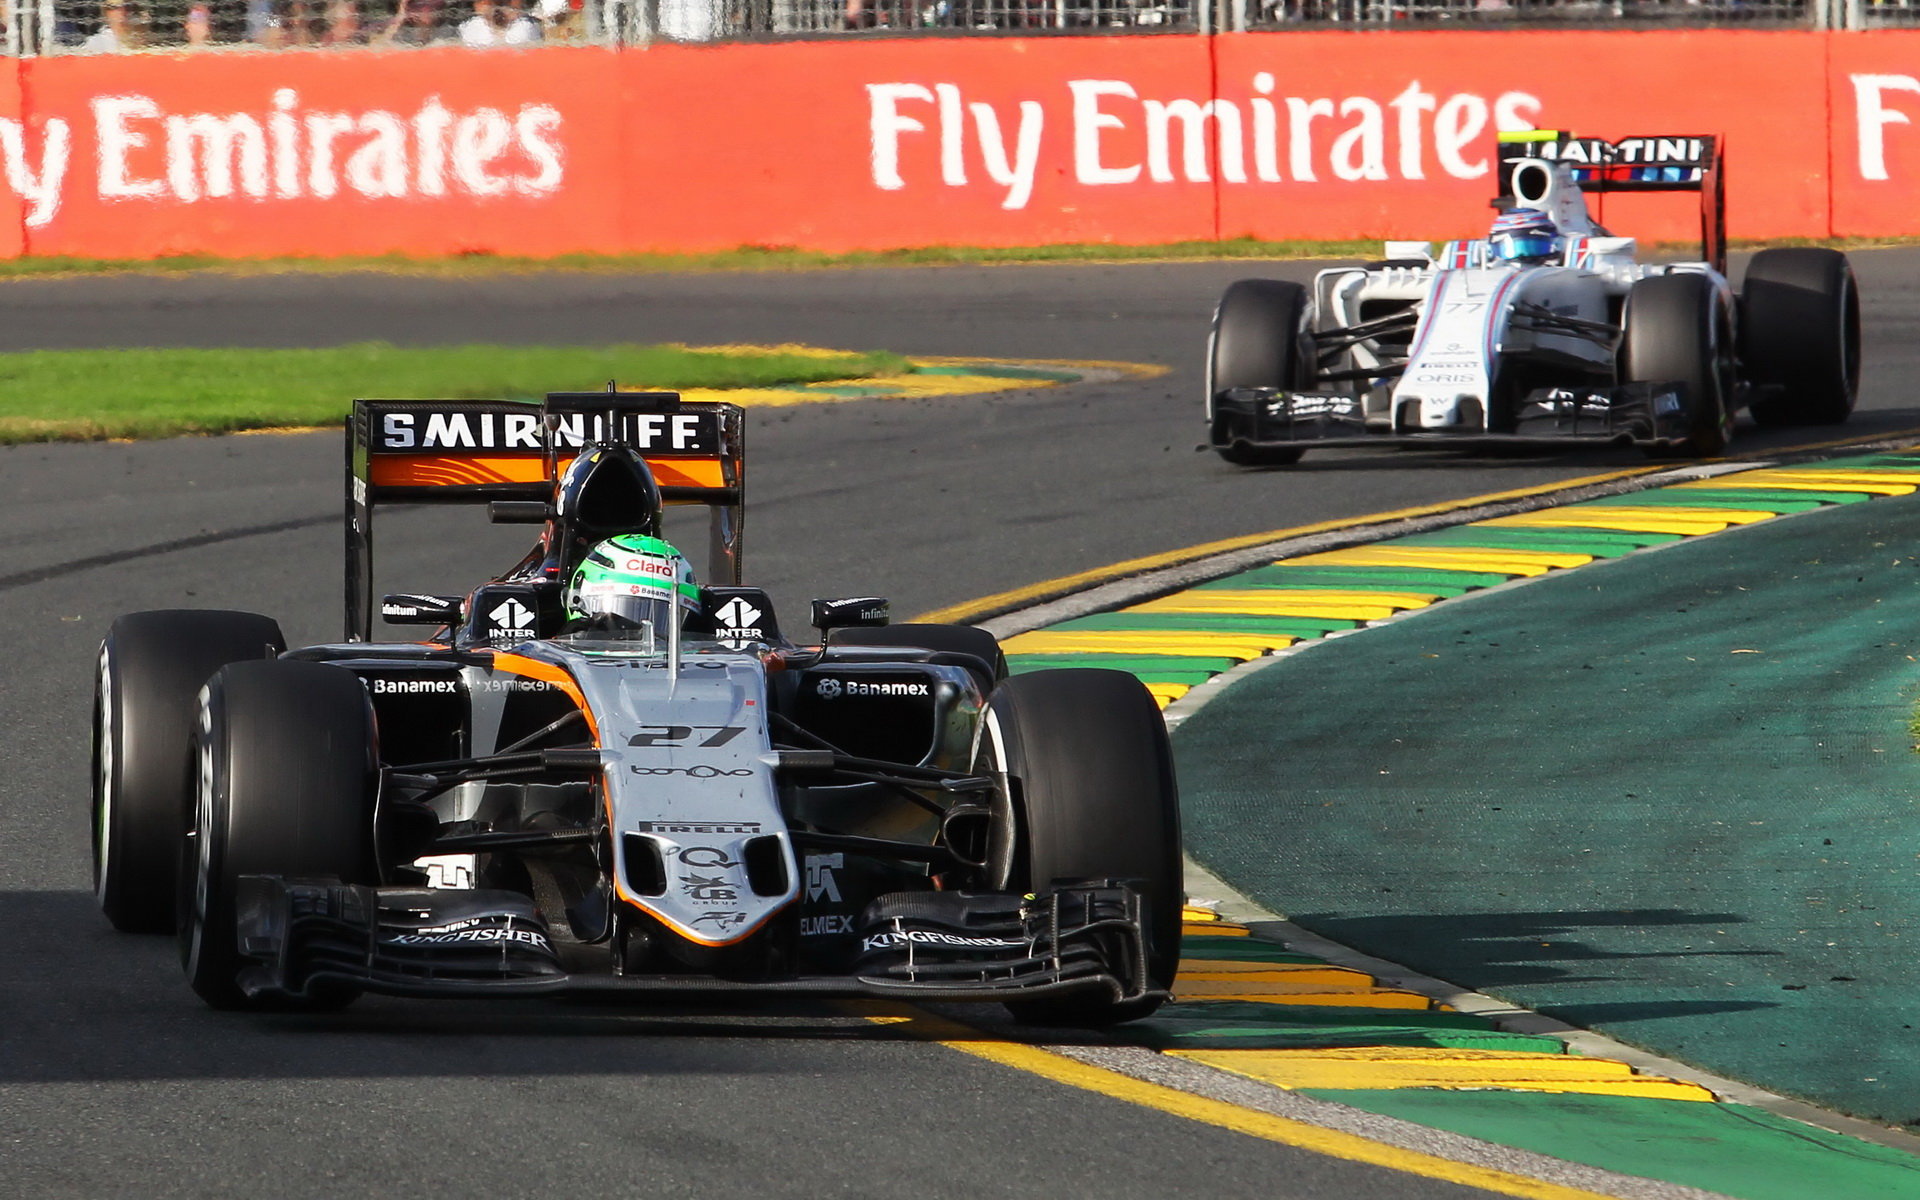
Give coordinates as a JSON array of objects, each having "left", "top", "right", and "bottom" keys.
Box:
[
  {"left": 1497, "top": 130, "right": 1724, "bottom": 275},
  {"left": 346, "top": 390, "right": 745, "bottom": 642}
]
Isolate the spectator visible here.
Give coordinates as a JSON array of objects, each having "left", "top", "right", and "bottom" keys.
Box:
[
  {"left": 322, "top": 0, "right": 360, "bottom": 40},
  {"left": 79, "top": 0, "right": 130, "bottom": 50},
  {"left": 534, "top": 0, "right": 576, "bottom": 37},
  {"left": 657, "top": 0, "right": 714, "bottom": 37},
  {"left": 378, "top": 0, "right": 446, "bottom": 42},
  {"left": 185, "top": 0, "right": 212, "bottom": 42},
  {"left": 284, "top": 0, "right": 317, "bottom": 42},
  {"left": 459, "top": 0, "right": 540, "bottom": 43},
  {"left": 250, "top": 0, "right": 317, "bottom": 44}
]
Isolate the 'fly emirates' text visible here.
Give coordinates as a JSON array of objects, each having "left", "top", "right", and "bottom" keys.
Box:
[
  {"left": 869, "top": 78, "right": 1544, "bottom": 209},
  {"left": 0, "top": 88, "right": 564, "bottom": 228}
]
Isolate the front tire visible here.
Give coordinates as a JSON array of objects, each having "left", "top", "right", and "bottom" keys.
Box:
[
  {"left": 92, "top": 610, "right": 285, "bottom": 934},
  {"left": 1742, "top": 248, "right": 1860, "bottom": 427},
  {"left": 1624, "top": 272, "right": 1734, "bottom": 459},
  {"left": 976, "top": 670, "right": 1182, "bottom": 1026},
  {"left": 181, "top": 660, "right": 377, "bottom": 1010},
  {"left": 1207, "top": 279, "right": 1312, "bottom": 467}
]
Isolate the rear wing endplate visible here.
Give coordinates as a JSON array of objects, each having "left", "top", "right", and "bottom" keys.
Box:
[
  {"left": 346, "top": 391, "right": 745, "bottom": 642},
  {"left": 1497, "top": 130, "right": 1724, "bottom": 275}
]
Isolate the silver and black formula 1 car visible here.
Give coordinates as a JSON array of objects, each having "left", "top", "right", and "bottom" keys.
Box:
[
  {"left": 92, "top": 390, "right": 1180, "bottom": 1025},
  {"left": 1206, "top": 130, "right": 1861, "bottom": 466}
]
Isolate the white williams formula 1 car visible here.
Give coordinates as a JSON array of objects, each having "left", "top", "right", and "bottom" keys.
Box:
[{"left": 1206, "top": 130, "right": 1861, "bottom": 465}]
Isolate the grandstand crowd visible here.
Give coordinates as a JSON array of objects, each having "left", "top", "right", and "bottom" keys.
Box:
[{"left": 0, "top": 0, "right": 1870, "bottom": 55}]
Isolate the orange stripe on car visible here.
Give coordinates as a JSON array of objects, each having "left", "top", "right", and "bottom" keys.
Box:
[{"left": 369, "top": 454, "right": 727, "bottom": 491}]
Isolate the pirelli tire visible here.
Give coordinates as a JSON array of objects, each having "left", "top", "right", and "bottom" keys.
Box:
[
  {"left": 92, "top": 610, "right": 286, "bottom": 934},
  {"left": 977, "top": 669, "right": 1182, "bottom": 1026},
  {"left": 1624, "top": 272, "right": 1735, "bottom": 459},
  {"left": 827, "top": 623, "right": 1007, "bottom": 691},
  {"left": 1741, "top": 248, "right": 1861, "bottom": 427},
  {"left": 1207, "top": 279, "right": 1312, "bottom": 467},
  {"left": 181, "top": 660, "right": 378, "bottom": 1010}
]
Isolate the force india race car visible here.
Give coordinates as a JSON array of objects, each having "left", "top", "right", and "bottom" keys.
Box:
[
  {"left": 91, "top": 391, "right": 1181, "bottom": 1025},
  {"left": 1206, "top": 130, "right": 1862, "bottom": 465}
]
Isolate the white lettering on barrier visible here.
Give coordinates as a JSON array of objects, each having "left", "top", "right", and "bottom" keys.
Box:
[
  {"left": 937, "top": 82, "right": 966, "bottom": 186},
  {"left": 872, "top": 77, "right": 1540, "bottom": 205},
  {"left": 867, "top": 82, "right": 931, "bottom": 193},
  {"left": 1332, "top": 96, "right": 1386, "bottom": 182},
  {"left": 1389, "top": 81, "right": 1435, "bottom": 181},
  {"left": 96, "top": 94, "right": 164, "bottom": 200},
  {"left": 0, "top": 88, "right": 566, "bottom": 226},
  {"left": 868, "top": 80, "right": 1043, "bottom": 209},
  {"left": 1285, "top": 96, "right": 1333, "bottom": 182},
  {"left": 1070, "top": 79, "right": 1140, "bottom": 186},
  {"left": 975, "top": 99, "right": 1043, "bottom": 210},
  {"left": 1144, "top": 98, "right": 1242, "bottom": 184},
  {"left": 1853, "top": 74, "right": 1920, "bottom": 182},
  {"left": 0, "top": 116, "right": 70, "bottom": 228},
  {"left": 1250, "top": 73, "right": 1280, "bottom": 182},
  {"left": 1434, "top": 94, "right": 1485, "bottom": 179}
]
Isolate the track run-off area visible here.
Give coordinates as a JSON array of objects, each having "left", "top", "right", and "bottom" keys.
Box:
[{"left": 6, "top": 252, "right": 1920, "bottom": 1198}]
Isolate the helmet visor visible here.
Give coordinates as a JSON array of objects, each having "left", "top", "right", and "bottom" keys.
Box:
[
  {"left": 573, "top": 583, "right": 679, "bottom": 636},
  {"left": 1493, "top": 232, "right": 1557, "bottom": 261}
]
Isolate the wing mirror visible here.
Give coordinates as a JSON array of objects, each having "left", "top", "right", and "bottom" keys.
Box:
[
  {"left": 381, "top": 594, "right": 464, "bottom": 625},
  {"left": 811, "top": 596, "right": 889, "bottom": 632},
  {"left": 488, "top": 501, "right": 551, "bottom": 524}
]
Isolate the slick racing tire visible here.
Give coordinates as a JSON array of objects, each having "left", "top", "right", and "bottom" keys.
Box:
[
  {"left": 828, "top": 623, "right": 1007, "bottom": 691},
  {"left": 1624, "top": 272, "right": 1735, "bottom": 459},
  {"left": 1207, "top": 279, "right": 1311, "bottom": 467},
  {"left": 1741, "top": 248, "right": 1860, "bottom": 427},
  {"left": 976, "top": 669, "right": 1182, "bottom": 1027},
  {"left": 92, "top": 610, "right": 285, "bottom": 934},
  {"left": 181, "top": 660, "right": 377, "bottom": 1010}
]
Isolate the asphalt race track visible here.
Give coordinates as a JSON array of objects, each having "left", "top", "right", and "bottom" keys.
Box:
[{"left": 4, "top": 250, "right": 1920, "bottom": 1197}]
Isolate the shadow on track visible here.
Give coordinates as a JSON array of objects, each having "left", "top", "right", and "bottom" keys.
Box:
[
  {"left": 1, "top": 889, "right": 1102, "bottom": 1086},
  {"left": 1288, "top": 909, "right": 1784, "bottom": 1002}
]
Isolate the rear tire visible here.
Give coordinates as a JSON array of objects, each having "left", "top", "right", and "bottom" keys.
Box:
[
  {"left": 1624, "top": 272, "right": 1734, "bottom": 459},
  {"left": 977, "top": 670, "right": 1182, "bottom": 1026},
  {"left": 1742, "top": 248, "right": 1860, "bottom": 427},
  {"left": 92, "top": 610, "right": 285, "bottom": 934},
  {"left": 181, "top": 660, "right": 377, "bottom": 1010},
  {"left": 1207, "top": 279, "right": 1311, "bottom": 467},
  {"left": 828, "top": 623, "right": 1006, "bottom": 689}
]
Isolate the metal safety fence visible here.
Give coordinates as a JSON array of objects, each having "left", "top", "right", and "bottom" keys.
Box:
[{"left": 1, "top": 0, "right": 1908, "bottom": 55}]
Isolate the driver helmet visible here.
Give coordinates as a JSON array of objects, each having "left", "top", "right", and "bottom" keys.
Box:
[
  {"left": 566, "top": 533, "right": 699, "bottom": 632},
  {"left": 1488, "top": 207, "right": 1561, "bottom": 263}
]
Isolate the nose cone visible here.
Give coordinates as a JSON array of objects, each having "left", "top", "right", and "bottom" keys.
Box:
[{"left": 555, "top": 446, "right": 663, "bottom": 538}]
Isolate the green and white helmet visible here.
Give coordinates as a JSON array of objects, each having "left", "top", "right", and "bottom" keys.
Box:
[{"left": 566, "top": 534, "right": 700, "bottom": 631}]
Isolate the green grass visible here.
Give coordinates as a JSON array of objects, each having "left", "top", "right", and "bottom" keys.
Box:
[
  {"left": 0, "top": 342, "right": 912, "bottom": 443},
  {"left": 0, "top": 235, "right": 1898, "bottom": 280}
]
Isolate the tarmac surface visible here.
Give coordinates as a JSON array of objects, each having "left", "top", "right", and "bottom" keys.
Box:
[{"left": 6, "top": 254, "right": 1920, "bottom": 1196}]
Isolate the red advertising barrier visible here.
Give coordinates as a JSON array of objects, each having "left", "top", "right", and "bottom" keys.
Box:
[
  {"left": 0, "top": 64, "right": 24, "bottom": 258},
  {"left": 0, "top": 31, "right": 1910, "bottom": 259},
  {"left": 17, "top": 48, "right": 624, "bottom": 257},
  {"left": 1212, "top": 31, "right": 1830, "bottom": 245},
  {"left": 1828, "top": 31, "right": 1920, "bottom": 237},
  {"left": 616, "top": 36, "right": 1219, "bottom": 252}
]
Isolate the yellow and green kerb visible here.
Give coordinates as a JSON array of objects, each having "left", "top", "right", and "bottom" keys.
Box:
[{"left": 1003, "top": 454, "right": 1920, "bottom": 709}]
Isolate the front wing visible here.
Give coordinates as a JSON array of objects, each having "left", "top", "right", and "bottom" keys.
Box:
[
  {"left": 1210, "top": 382, "right": 1694, "bottom": 452},
  {"left": 230, "top": 876, "right": 1160, "bottom": 1007}
]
